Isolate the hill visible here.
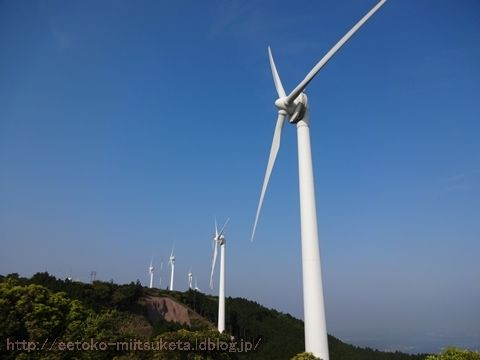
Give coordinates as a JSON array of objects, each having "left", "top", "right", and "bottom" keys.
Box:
[{"left": 0, "top": 272, "right": 428, "bottom": 360}]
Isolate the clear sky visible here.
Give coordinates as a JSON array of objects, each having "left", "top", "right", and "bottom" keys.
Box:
[{"left": 1, "top": 0, "right": 479, "bottom": 354}]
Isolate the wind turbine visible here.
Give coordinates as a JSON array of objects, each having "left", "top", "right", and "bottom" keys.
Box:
[
  {"left": 148, "top": 259, "right": 155, "bottom": 289},
  {"left": 188, "top": 268, "right": 193, "bottom": 290},
  {"left": 210, "top": 217, "right": 229, "bottom": 333},
  {"left": 251, "top": 1, "right": 387, "bottom": 359},
  {"left": 168, "top": 247, "right": 175, "bottom": 291}
]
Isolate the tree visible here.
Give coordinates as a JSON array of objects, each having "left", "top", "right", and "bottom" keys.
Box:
[
  {"left": 291, "top": 352, "right": 322, "bottom": 360},
  {"left": 152, "top": 329, "right": 237, "bottom": 360},
  {"left": 426, "top": 348, "right": 480, "bottom": 360},
  {"left": 0, "top": 281, "right": 137, "bottom": 359}
]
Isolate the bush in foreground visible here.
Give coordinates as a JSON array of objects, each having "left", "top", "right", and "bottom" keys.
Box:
[
  {"left": 426, "top": 348, "right": 480, "bottom": 360},
  {"left": 291, "top": 352, "right": 321, "bottom": 360}
]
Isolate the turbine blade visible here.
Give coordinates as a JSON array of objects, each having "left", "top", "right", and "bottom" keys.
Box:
[
  {"left": 215, "top": 216, "right": 218, "bottom": 237},
  {"left": 210, "top": 242, "right": 218, "bottom": 289},
  {"left": 286, "top": 0, "right": 387, "bottom": 104},
  {"left": 251, "top": 111, "right": 286, "bottom": 241},
  {"left": 268, "top": 46, "right": 286, "bottom": 98},
  {"left": 218, "top": 217, "right": 230, "bottom": 237}
]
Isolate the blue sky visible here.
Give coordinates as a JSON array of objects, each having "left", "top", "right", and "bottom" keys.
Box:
[{"left": 1, "top": 0, "right": 479, "bottom": 354}]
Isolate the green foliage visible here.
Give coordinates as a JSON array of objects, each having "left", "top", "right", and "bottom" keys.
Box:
[
  {"left": 291, "top": 352, "right": 322, "bottom": 360},
  {"left": 327, "top": 335, "right": 426, "bottom": 360},
  {"left": 0, "top": 282, "right": 80, "bottom": 342},
  {"left": 112, "top": 284, "right": 143, "bottom": 310},
  {"left": 152, "top": 318, "right": 185, "bottom": 337},
  {"left": 176, "top": 291, "right": 302, "bottom": 359},
  {"left": 0, "top": 279, "right": 144, "bottom": 359},
  {"left": 27, "top": 272, "right": 144, "bottom": 312},
  {"left": 425, "top": 348, "right": 480, "bottom": 360},
  {"left": 152, "top": 329, "right": 237, "bottom": 360}
]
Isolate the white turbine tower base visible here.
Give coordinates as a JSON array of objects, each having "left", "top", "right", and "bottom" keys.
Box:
[
  {"left": 251, "top": 1, "right": 387, "bottom": 359},
  {"left": 218, "top": 242, "right": 225, "bottom": 333},
  {"left": 169, "top": 262, "right": 175, "bottom": 291}
]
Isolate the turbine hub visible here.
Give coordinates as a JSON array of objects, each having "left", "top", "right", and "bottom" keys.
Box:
[
  {"left": 275, "top": 94, "right": 308, "bottom": 123},
  {"left": 274, "top": 97, "right": 289, "bottom": 110}
]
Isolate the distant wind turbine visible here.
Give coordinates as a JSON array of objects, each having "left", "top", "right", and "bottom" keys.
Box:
[
  {"left": 251, "top": 1, "right": 387, "bottom": 359},
  {"left": 188, "top": 268, "right": 193, "bottom": 290},
  {"left": 148, "top": 259, "right": 154, "bottom": 289},
  {"left": 210, "top": 217, "right": 229, "bottom": 333},
  {"left": 169, "top": 247, "right": 175, "bottom": 291}
]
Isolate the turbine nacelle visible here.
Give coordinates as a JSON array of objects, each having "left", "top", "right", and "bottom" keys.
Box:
[
  {"left": 214, "top": 233, "right": 226, "bottom": 245},
  {"left": 219, "top": 234, "right": 225, "bottom": 245},
  {"left": 275, "top": 94, "right": 308, "bottom": 124}
]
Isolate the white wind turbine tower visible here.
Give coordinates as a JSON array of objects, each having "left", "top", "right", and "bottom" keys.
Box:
[
  {"left": 148, "top": 260, "right": 154, "bottom": 289},
  {"left": 168, "top": 248, "right": 175, "bottom": 291},
  {"left": 251, "top": 1, "right": 387, "bottom": 359},
  {"left": 210, "top": 217, "right": 229, "bottom": 333}
]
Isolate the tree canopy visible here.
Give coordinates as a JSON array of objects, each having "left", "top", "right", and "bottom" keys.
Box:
[{"left": 425, "top": 348, "right": 480, "bottom": 360}]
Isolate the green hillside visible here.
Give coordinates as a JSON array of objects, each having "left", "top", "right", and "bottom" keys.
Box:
[{"left": 1, "top": 272, "right": 428, "bottom": 360}]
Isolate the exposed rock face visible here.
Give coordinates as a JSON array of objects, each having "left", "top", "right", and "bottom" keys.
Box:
[{"left": 145, "top": 296, "right": 191, "bottom": 326}]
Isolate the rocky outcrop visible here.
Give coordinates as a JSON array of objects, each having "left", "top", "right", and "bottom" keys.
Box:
[{"left": 144, "top": 295, "right": 191, "bottom": 326}]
